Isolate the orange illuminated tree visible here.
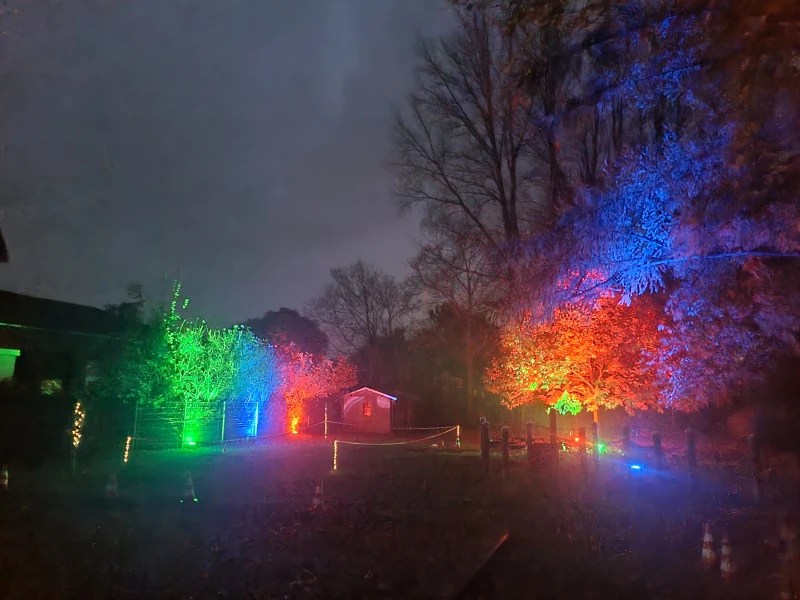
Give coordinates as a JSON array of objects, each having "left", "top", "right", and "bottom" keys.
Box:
[
  {"left": 486, "top": 296, "right": 661, "bottom": 421},
  {"left": 278, "top": 345, "right": 357, "bottom": 434}
]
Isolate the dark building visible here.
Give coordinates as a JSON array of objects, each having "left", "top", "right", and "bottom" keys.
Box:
[
  {"left": 0, "top": 290, "right": 119, "bottom": 390},
  {"left": 0, "top": 291, "right": 120, "bottom": 465}
]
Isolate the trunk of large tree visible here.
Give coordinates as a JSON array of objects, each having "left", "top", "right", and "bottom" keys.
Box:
[{"left": 465, "top": 321, "right": 475, "bottom": 422}]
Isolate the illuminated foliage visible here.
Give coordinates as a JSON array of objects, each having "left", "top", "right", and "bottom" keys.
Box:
[
  {"left": 278, "top": 344, "right": 357, "bottom": 433},
  {"left": 166, "top": 319, "right": 235, "bottom": 438},
  {"left": 231, "top": 327, "right": 280, "bottom": 436},
  {"left": 505, "top": 0, "right": 800, "bottom": 410},
  {"left": 100, "top": 283, "right": 282, "bottom": 445},
  {"left": 161, "top": 284, "right": 284, "bottom": 445},
  {"left": 95, "top": 282, "right": 353, "bottom": 446},
  {"left": 487, "top": 297, "right": 661, "bottom": 414}
]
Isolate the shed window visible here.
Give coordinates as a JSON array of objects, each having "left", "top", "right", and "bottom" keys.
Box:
[{"left": 363, "top": 400, "right": 372, "bottom": 417}]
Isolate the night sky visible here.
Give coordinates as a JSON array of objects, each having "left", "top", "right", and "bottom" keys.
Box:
[{"left": 0, "top": 0, "right": 452, "bottom": 324}]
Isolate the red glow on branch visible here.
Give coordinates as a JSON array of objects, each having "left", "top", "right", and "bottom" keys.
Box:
[
  {"left": 487, "top": 295, "right": 662, "bottom": 414},
  {"left": 277, "top": 344, "right": 357, "bottom": 435}
]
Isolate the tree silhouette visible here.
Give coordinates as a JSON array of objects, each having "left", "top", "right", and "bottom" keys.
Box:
[{"left": 243, "top": 308, "right": 328, "bottom": 357}]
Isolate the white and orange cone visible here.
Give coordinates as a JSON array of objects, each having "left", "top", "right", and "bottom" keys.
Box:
[
  {"left": 701, "top": 522, "right": 716, "bottom": 567},
  {"left": 311, "top": 479, "right": 324, "bottom": 511},
  {"left": 1, "top": 464, "right": 7, "bottom": 491},
  {"left": 181, "top": 471, "right": 197, "bottom": 503},
  {"left": 105, "top": 474, "right": 119, "bottom": 498},
  {"left": 720, "top": 533, "right": 735, "bottom": 579}
]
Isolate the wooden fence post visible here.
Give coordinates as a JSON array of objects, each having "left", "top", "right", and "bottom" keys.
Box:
[
  {"left": 653, "top": 433, "right": 663, "bottom": 469},
  {"left": 479, "top": 417, "right": 485, "bottom": 458},
  {"left": 779, "top": 512, "right": 798, "bottom": 599},
  {"left": 481, "top": 419, "right": 490, "bottom": 474},
  {"left": 622, "top": 426, "right": 631, "bottom": 454},
  {"left": 501, "top": 427, "right": 510, "bottom": 479},
  {"left": 748, "top": 433, "right": 762, "bottom": 503},
  {"left": 591, "top": 421, "right": 600, "bottom": 473},
  {"left": 549, "top": 410, "right": 559, "bottom": 471},
  {"left": 686, "top": 428, "right": 697, "bottom": 486},
  {"left": 578, "top": 427, "right": 587, "bottom": 476},
  {"left": 220, "top": 400, "right": 227, "bottom": 444},
  {"left": 526, "top": 421, "right": 534, "bottom": 466},
  {"left": 132, "top": 398, "right": 140, "bottom": 451}
]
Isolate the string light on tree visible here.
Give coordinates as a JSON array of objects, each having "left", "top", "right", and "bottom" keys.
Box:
[
  {"left": 332, "top": 440, "right": 338, "bottom": 472},
  {"left": 71, "top": 402, "right": 86, "bottom": 448},
  {"left": 123, "top": 435, "right": 132, "bottom": 463}
]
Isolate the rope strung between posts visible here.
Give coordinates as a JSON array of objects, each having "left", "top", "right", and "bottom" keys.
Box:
[
  {"left": 335, "top": 426, "right": 457, "bottom": 447},
  {"left": 123, "top": 419, "right": 332, "bottom": 462},
  {"left": 324, "top": 421, "right": 453, "bottom": 431},
  {"left": 390, "top": 425, "right": 460, "bottom": 431},
  {"left": 332, "top": 426, "right": 459, "bottom": 472}
]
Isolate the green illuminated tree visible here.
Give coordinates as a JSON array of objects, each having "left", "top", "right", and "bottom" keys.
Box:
[
  {"left": 165, "top": 319, "right": 241, "bottom": 444},
  {"left": 159, "top": 283, "right": 233, "bottom": 444}
]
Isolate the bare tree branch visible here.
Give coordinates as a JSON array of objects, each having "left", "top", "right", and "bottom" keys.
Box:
[
  {"left": 306, "top": 261, "right": 416, "bottom": 354},
  {"left": 392, "top": 5, "right": 548, "bottom": 248}
]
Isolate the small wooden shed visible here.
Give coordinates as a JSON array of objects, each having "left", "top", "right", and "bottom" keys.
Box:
[{"left": 342, "top": 387, "right": 396, "bottom": 434}]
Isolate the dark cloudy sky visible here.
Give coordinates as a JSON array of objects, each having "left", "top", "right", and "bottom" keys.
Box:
[{"left": 0, "top": 0, "right": 452, "bottom": 324}]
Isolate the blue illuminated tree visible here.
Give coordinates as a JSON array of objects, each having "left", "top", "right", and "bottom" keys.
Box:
[
  {"left": 230, "top": 327, "right": 280, "bottom": 436},
  {"left": 515, "top": 0, "right": 800, "bottom": 409}
]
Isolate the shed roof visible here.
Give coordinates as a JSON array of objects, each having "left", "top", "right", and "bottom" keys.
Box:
[{"left": 344, "top": 387, "right": 397, "bottom": 401}]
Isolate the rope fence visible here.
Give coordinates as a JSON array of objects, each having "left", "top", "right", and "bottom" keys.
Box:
[
  {"left": 120, "top": 419, "right": 331, "bottom": 463},
  {"left": 121, "top": 418, "right": 463, "bottom": 466},
  {"left": 331, "top": 426, "right": 460, "bottom": 473}
]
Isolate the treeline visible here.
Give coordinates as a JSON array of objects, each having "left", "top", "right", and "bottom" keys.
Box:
[
  {"left": 95, "top": 0, "right": 800, "bottom": 432},
  {"left": 304, "top": 0, "right": 800, "bottom": 423}
]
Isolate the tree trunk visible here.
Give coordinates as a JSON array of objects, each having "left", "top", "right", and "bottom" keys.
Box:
[
  {"left": 465, "top": 321, "right": 475, "bottom": 423},
  {"left": 592, "top": 408, "right": 599, "bottom": 440}
]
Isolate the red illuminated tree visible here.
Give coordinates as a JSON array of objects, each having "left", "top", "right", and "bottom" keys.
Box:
[
  {"left": 486, "top": 296, "right": 661, "bottom": 420},
  {"left": 278, "top": 345, "right": 357, "bottom": 434}
]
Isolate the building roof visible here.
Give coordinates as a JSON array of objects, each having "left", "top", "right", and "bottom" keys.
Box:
[
  {"left": 344, "top": 387, "right": 398, "bottom": 401},
  {"left": 0, "top": 290, "right": 120, "bottom": 338}
]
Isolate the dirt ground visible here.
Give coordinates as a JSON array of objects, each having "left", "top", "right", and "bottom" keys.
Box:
[{"left": 0, "top": 431, "right": 792, "bottom": 599}]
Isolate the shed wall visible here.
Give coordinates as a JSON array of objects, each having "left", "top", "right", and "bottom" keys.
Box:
[{"left": 342, "top": 390, "right": 392, "bottom": 433}]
